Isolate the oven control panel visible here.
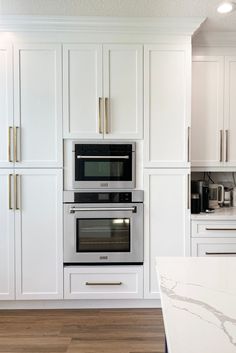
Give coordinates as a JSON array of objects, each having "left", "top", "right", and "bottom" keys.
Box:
[{"left": 74, "top": 192, "right": 132, "bottom": 203}]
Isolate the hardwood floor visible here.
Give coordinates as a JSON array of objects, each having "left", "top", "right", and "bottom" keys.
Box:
[{"left": 0, "top": 309, "right": 165, "bottom": 353}]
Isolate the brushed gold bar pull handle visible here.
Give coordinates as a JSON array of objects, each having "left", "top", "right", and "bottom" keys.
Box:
[
  {"left": 98, "top": 97, "right": 102, "bottom": 134},
  {"left": 206, "top": 228, "right": 236, "bottom": 231},
  {"left": 9, "top": 174, "right": 13, "bottom": 210},
  {"left": 104, "top": 97, "right": 109, "bottom": 134},
  {"left": 225, "top": 129, "right": 229, "bottom": 162},
  {"left": 220, "top": 130, "right": 223, "bottom": 162},
  {"left": 187, "top": 174, "right": 190, "bottom": 210},
  {"left": 8, "top": 127, "right": 13, "bottom": 162},
  {"left": 85, "top": 282, "right": 122, "bottom": 286},
  {"left": 205, "top": 252, "right": 236, "bottom": 255},
  {"left": 14, "top": 127, "right": 20, "bottom": 162},
  {"left": 15, "top": 174, "right": 20, "bottom": 210},
  {"left": 187, "top": 126, "right": 191, "bottom": 162}
]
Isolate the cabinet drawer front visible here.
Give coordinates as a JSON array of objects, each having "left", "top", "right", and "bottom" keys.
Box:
[
  {"left": 64, "top": 266, "right": 143, "bottom": 299},
  {"left": 192, "top": 221, "right": 236, "bottom": 238},
  {"left": 192, "top": 238, "right": 236, "bottom": 256}
]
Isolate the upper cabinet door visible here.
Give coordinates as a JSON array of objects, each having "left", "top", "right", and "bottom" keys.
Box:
[
  {"left": 144, "top": 44, "right": 191, "bottom": 168},
  {"left": 192, "top": 56, "right": 224, "bottom": 167},
  {"left": 14, "top": 44, "right": 62, "bottom": 168},
  {"left": 63, "top": 44, "right": 103, "bottom": 139},
  {"left": 0, "top": 170, "right": 15, "bottom": 300},
  {"left": 224, "top": 56, "right": 236, "bottom": 166},
  {"left": 103, "top": 44, "right": 143, "bottom": 139},
  {"left": 0, "top": 44, "right": 14, "bottom": 167},
  {"left": 15, "top": 169, "right": 63, "bottom": 300}
]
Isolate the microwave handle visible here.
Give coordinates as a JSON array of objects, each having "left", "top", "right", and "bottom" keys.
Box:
[
  {"left": 76, "top": 155, "right": 129, "bottom": 159},
  {"left": 69, "top": 207, "right": 137, "bottom": 214}
]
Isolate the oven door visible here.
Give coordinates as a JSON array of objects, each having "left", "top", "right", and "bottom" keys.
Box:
[
  {"left": 64, "top": 203, "right": 143, "bottom": 264},
  {"left": 73, "top": 143, "right": 135, "bottom": 189}
]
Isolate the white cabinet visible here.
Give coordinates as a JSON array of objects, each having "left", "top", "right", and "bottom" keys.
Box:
[
  {"left": 64, "top": 266, "right": 143, "bottom": 300},
  {"left": 144, "top": 169, "right": 190, "bottom": 299},
  {"left": 0, "top": 170, "right": 15, "bottom": 300},
  {"left": 14, "top": 169, "right": 63, "bottom": 300},
  {"left": 144, "top": 44, "right": 191, "bottom": 168},
  {"left": 63, "top": 44, "right": 143, "bottom": 139},
  {"left": 0, "top": 169, "right": 63, "bottom": 300},
  {"left": 14, "top": 44, "right": 62, "bottom": 167},
  {"left": 192, "top": 56, "right": 224, "bottom": 167},
  {"left": 192, "top": 238, "right": 236, "bottom": 257},
  {"left": 0, "top": 44, "right": 14, "bottom": 168}
]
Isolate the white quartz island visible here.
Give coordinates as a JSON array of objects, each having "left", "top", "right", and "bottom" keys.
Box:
[{"left": 156, "top": 257, "right": 236, "bottom": 353}]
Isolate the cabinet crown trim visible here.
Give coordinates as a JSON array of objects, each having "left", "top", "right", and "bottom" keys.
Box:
[{"left": 0, "top": 15, "right": 205, "bottom": 35}]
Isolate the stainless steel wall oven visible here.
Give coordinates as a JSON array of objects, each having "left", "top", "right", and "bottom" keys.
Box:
[
  {"left": 63, "top": 190, "right": 143, "bottom": 265},
  {"left": 72, "top": 141, "right": 135, "bottom": 189}
]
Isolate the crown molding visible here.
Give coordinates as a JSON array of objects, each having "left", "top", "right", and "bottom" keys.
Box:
[
  {"left": 193, "top": 31, "right": 236, "bottom": 46},
  {"left": 0, "top": 16, "right": 205, "bottom": 35}
]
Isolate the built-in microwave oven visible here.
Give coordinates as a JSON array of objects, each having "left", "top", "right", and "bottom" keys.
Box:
[{"left": 72, "top": 141, "right": 135, "bottom": 189}]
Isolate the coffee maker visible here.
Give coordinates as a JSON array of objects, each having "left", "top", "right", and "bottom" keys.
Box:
[{"left": 191, "top": 180, "right": 209, "bottom": 212}]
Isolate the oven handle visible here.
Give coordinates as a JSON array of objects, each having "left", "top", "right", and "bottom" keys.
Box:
[
  {"left": 76, "top": 155, "right": 129, "bottom": 159},
  {"left": 69, "top": 207, "right": 137, "bottom": 214}
]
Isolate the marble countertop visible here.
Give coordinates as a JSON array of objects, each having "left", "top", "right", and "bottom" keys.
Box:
[
  {"left": 191, "top": 207, "right": 236, "bottom": 221},
  {"left": 156, "top": 257, "right": 236, "bottom": 353}
]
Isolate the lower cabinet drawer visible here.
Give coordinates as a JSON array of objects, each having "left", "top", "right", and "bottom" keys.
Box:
[
  {"left": 192, "top": 238, "right": 236, "bottom": 257},
  {"left": 64, "top": 266, "right": 144, "bottom": 299}
]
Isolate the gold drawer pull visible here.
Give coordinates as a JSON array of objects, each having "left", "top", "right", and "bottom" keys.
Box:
[
  {"left": 85, "top": 282, "right": 122, "bottom": 286},
  {"left": 205, "top": 252, "right": 236, "bottom": 255},
  {"left": 8, "top": 127, "right": 13, "bottom": 162},
  {"left": 9, "top": 174, "right": 13, "bottom": 210},
  {"left": 206, "top": 228, "right": 236, "bottom": 231}
]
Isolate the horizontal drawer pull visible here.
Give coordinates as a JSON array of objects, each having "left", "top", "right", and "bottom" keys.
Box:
[
  {"left": 205, "top": 252, "right": 236, "bottom": 255},
  {"left": 205, "top": 228, "right": 236, "bottom": 231},
  {"left": 85, "top": 282, "right": 122, "bottom": 286},
  {"left": 70, "top": 207, "right": 136, "bottom": 213}
]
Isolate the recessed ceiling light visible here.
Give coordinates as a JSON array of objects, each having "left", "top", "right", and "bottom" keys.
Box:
[{"left": 217, "top": 2, "right": 236, "bottom": 14}]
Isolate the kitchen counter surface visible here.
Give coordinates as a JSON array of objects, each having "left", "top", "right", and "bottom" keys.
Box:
[
  {"left": 156, "top": 257, "right": 236, "bottom": 353},
  {"left": 191, "top": 207, "right": 236, "bottom": 220}
]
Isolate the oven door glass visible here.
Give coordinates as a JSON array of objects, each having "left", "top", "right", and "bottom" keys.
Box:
[{"left": 76, "top": 218, "right": 130, "bottom": 252}]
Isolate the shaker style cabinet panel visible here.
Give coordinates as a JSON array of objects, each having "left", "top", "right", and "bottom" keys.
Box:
[
  {"left": 103, "top": 44, "right": 143, "bottom": 139},
  {"left": 191, "top": 56, "right": 224, "bottom": 167},
  {"left": 224, "top": 56, "right": 236, "bottom": 166},
  {"left": 63, "top": 43, "right": 143, "bottom": 139},
  {"left": 14, "top": 169, "right": 63, "bottom": 300},
  {"left": 0, "top": 170, "right": 15, "bottom": 300},
  {"left": 144, "top": 44, "right": 191, "bottom": 167},
  {"left": 144, "top": 169, "right": 190, "bottom": 299},
  {"left": 63, "top": 44, "right": 103, "bottom": 139},
  {"left": 0, "top": 44, "right": 14, "bottom": 168},
  {"left": 14, "top": 44, "right": 62, "bottom": 167}
]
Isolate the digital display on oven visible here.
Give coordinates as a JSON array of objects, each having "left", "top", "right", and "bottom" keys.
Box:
[{"left": 98, "top": 193, "right": 109, "bottom": 201}]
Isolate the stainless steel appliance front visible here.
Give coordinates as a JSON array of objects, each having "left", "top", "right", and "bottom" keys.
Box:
[
  {"left": 72, "top": 141, "right": 135, "bottom": 189},
  {"left": 64, "top": 190, "right": 143, "bottom": 264}
]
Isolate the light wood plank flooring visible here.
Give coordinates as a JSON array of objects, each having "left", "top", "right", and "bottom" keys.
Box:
[{"left": 0, "top": 309, "right": 165, "bottom": 353}]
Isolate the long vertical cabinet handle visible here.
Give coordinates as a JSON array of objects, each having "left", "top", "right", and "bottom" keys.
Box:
[
  {"left": 14, "top": 126, "right": 20, "bottom": 162},
  {"left": 225, "top": 130, "right": 229, "bottom": 162},
  {"left": 220, "top": 130, "right": 223, "bottom": 162},
  {"left": 9, "top": 174, "right": 13, "bottom": 210},
  {"left": 187, "top": 126, "right": 191, "bottom": 162},
  {"left": 187, "top": 174, "right": 190, "bottom": 210},
  {"left": 15, "top": 174, "right": 20, "bottom": 210},
  {"left": 104, "top": 97, "right": 109, "bottom": 134},
  {"left": 8, "top": 127, "right": 13, "bottom": 162},
  {"left": 98, "top": 97, "right": 103, "bottom": 134}
]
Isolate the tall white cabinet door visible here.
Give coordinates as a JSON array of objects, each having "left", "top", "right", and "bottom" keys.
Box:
[
  {"left": 0, "top": 170, "right": 15, "bottom": 300},
  {"left": 0, "top": 44, "right": 14, "bottom": 167},
  {"left": 14, "top": 44, "right": 62, "bottom": 167},
  {"left": 144, "top": 45, "right": 191, "bottom": 168},
  {"left": 63, "top": 44, "right": 103, "bottom": 139},
  {"left": 103, "top": 44, "right": 143, "bottom": 139},
  {"left": 15, "top": 169, "right": 63, "bottom": 300},
  {"left": 144, "top": 169, "right": 190, "bottom": 299},
  {"left": 192, "top": 56, "right": 224, "bottom": 167},
  {"left": 224, "top": 56, "right": 236, "bottom": 166}
]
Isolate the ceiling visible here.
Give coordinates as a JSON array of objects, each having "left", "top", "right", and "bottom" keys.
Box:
[{"left": 0, "top": 0, "right": 236, "bottom": 32}]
